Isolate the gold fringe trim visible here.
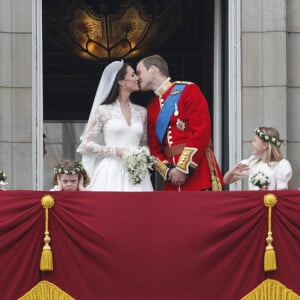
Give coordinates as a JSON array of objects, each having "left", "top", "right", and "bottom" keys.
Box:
[
  {"left": 211, "top": 175, "right": 222, "bottom": 191},
  {"left": 205, "top": 140, "right": 222, "bottom": 191},
  {"left": 40, "top": 195, "right": 55, "bottom": 271},
  {"left": 263, "top": 193, "right": 277, "bottom": 272},
  {"left": 241, "top": 279, "right": 300, "bottom": 300},
  {"left": 18, "top": 280, "right": 75, "bottom": 300}
]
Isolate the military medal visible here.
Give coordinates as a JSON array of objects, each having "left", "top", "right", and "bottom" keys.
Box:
[
  {"left": 176, "top": 119, "right": 185, "bottom": 131},
  {"left": 174, "top": 103, "right": 179, "bottom": 116}
]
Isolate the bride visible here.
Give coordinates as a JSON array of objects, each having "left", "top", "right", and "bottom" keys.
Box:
[{"left": 77, "top": 60, "right": 154, "bottom": 191}]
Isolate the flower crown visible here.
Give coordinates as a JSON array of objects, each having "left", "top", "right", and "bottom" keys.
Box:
[
  {"left": 54, "top": 162, "right": 84, "bottom": 175},
  {"left": 255, "top": 127, "right": 284, "bottom": 147},
  {"left": 0, "top": 169, "right": 8, "bottom": 184}
]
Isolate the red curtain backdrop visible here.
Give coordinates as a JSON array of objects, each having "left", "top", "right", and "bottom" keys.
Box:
[{"left": 1, "top": 190, "right": 300, "bottom": 300}]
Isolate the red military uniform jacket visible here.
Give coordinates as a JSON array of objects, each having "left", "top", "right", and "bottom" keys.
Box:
[{"left": 147, "top": 79, "right": 223, "bottom": 191}]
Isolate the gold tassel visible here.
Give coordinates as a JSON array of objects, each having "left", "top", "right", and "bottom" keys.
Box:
[
  {"left": 263, "top": 193, "right": 277, "bottom": 272},
  {"left": 40, "top": 195, "right": 55, "bottom": 272}
]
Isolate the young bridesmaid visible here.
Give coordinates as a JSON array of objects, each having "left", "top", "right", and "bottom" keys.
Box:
[
  {"left": 51, "top": 160, "right": 90, "bottom": 191},
  {"left": 224, "top": 127, "right": 293, "bottom": 190}
]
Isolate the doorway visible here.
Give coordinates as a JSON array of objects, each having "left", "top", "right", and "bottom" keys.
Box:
[{"left": 38, "top": 0, "right": 224, "bottom": 190}]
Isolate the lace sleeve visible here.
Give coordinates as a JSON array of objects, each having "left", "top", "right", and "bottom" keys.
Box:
[
  {"left": 139, "top": 107, "right": 149, "bottom": 147},
  {"left": 78, "top": 106, "right": 116, "bottom": 157}
]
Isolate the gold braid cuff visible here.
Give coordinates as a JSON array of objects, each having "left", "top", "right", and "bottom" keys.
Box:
[
  {"left": 154, "top": 159, "right": 170, "bottom": 180},
  {"left": 176, "top": 147, "right": 198, "bottom": 174}
]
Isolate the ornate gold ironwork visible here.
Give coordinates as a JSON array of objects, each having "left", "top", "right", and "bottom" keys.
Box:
[{"left": 45, "top": 0, "right": 184, "bottom": 63}]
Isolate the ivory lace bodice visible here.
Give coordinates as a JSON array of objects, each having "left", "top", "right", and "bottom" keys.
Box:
[{"left": 78, "top": 101, "right": 148, "bottom": 157}]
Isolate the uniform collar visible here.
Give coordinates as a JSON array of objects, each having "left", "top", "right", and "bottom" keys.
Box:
[{"left": 154, "top": 77, "right": 172, "bottom": 97}]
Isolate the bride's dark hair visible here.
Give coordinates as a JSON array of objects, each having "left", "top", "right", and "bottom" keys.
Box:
[{"left": 102, "top": 62, "right": 130, "bottom": 105}]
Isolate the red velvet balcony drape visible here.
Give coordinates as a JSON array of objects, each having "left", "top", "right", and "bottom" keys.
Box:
[{"left": 0, "top": 190, "right": 300, "bottom": 299}]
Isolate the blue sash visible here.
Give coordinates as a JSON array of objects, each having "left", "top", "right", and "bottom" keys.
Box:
[{"left": 155, "top": 83, "right": 186, "bottom": 144}]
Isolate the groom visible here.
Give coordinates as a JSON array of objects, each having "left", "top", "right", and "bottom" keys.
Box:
[{"left": 136, "top": 54, "right": 223, "bottom": 191}]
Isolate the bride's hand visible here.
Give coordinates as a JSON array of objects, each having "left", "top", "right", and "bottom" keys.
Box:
[{"left": 116, "top": 147, "right": 125, "bottom": 157}]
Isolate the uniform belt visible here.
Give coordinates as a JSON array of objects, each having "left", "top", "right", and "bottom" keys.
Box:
[{"left": 163, "top": 143, "right": 186, "bottom": 157}]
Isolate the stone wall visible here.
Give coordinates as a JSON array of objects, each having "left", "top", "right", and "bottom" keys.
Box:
[
  {"left": 287, "top": 0, "right": 300, "bottom": 189},
  {"left": 0, "top": 0, "right": 32, "bottom": 189},
  {"left": 240, "top": 0, "right": 299, "bottom": 189}
]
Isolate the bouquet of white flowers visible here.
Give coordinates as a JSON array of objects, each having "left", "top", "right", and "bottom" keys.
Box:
[
  {"left": 0, "top": 170, "right": 8, "bottom": 190},
  {"left": 250, "top": 171, "right": 270, "bottom": 189},
  {"left": 122, "top": 146, "right": 156, "bottom": 185},
  {"left": 0, "top": 169, "right": 7, "bottom": 185}
]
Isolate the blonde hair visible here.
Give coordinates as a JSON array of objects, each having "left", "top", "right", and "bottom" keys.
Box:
[{"left": 258, "top": 127, "right": 284, "bottom": 163}]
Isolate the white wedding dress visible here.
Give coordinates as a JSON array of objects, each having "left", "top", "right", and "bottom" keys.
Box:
[{"left": 77, "top": 101, "right": 154, "bottom": 191}]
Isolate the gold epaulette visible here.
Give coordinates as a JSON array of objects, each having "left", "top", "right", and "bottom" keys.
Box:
[
  {"left": 154, "top": 159, "right": 170, "bottom": 180},
  {"left": 176, "top": 147, "right": 198, "bottom": 174},
  {"left": 175, "top": 81, "right": 193, "bottom": 85}
]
